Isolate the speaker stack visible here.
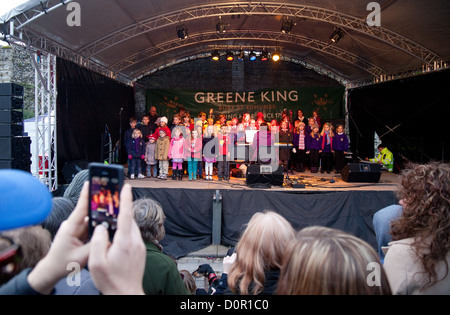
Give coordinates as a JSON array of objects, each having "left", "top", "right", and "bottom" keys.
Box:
[
  {"left": 0, "top": 83, "right": 31, "bottom": 172},
  {"left": 341, "top": 162, "right": 382, "bottom": 183}
]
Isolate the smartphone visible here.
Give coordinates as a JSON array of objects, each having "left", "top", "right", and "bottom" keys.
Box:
[{"left": 88, "top": 163, "right": 124, "bottom": 240}]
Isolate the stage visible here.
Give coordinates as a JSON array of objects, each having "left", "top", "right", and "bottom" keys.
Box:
[{"left": 129, "top": 168, "right": 400, "bottom": 259}]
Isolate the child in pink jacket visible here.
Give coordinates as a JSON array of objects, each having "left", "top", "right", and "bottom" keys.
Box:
[{"left": 168, "top": 126, "right": 187, "bottom": 180}]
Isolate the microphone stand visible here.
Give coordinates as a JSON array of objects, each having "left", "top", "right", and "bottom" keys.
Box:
[{"left": 118, "top": 107, "right": 123, "bottom": 164}]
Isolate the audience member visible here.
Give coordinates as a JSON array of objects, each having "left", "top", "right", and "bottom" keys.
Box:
[
  {"left": 41, "top": 197, "right": 75, "bottom": 239},
  {"left": 1, "top": 226, "right": 51, "bottom": 285},
  {"left": 372, "top": 204, "right": 403, "bottom": 263},
  {"left": 0, "top": 182, "right": 146, "bottom": 295},
  {"left": 276, "top": 226, "right": 392, "bottom": 295},
  {"left": 132, "top": 198, "right": 189, "bottom": 295},
  {"left": 180, "top": 270, "right": 207, "bottom": 295},
  {"left": 383, "top": 162, "right": 450, "bottom": 294},
  {"left": 223, "top": 211, "right": 295, "bottom": 295}
]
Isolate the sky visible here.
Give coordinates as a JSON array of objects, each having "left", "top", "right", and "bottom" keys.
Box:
[{"left": 0, "top": 0, "right": 29, "bottom": 45}]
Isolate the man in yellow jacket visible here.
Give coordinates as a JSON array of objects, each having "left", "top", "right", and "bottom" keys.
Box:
[{"left": 366, "top": 144, "right": 394, "bottom": 172}]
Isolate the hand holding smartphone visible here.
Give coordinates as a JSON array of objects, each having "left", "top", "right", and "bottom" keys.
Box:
[{"left": 88, "top": 163, "right": 124, "bottom": 240}]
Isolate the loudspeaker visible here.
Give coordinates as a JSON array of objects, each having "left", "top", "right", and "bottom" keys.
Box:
[
  {"left": 62, "top": 160, "right": 90, "bottom": 183},
  {"left": 0, "top": 136, "right": 31, "bottom": 172},
  {"left": 0, "top": 96, "right": 23, "bottom": 110},
  {"left": 246, "top": 164, "right": 284, "bottom": 187},
  {"left": 0, "top": 110, "right": 23, "bottom": 124},
  {"left": 341, "top": 162, "right": 382, "bottom": 183},
  {"left": 0, "top": 83, "right": 24, "bottom": 97},
  {"left": 0, "top": 123, "right": 23, "bottom": 137},
  {"left": 0, "top": 136, "right": 31, "bottom": 160}
]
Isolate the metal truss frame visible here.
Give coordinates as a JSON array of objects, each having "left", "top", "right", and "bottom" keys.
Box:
[
  {"left": 32, "top": 50, "right": 58, "bottom": 191},
  {"left": 113, "top": 30, "right": 382, "bottom": 79},
  {"left": 74, "top": 2, "right": 441, "bottom": 66}
]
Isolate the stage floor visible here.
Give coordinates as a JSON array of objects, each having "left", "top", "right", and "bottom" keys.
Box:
[{"left": 126, "top": 169, "right": 400, "bottom": 192}]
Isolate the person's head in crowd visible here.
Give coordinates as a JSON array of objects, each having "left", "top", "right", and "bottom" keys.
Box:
[
  {"left": 41, "top": 197, "right": 76, "bottom": 239},
  {"left": 149, "top": 106, "right": 157, "bottom": 117},
  {"left": 172, "top": 114, "right": 181, "bottom": 126},
  {"left": 132, "top": 198, "right": 166, "bottom": 244},
  {"left": 129, "top": 117, "right": 137, "bottom": 129},
  {"left": 1, "top": 226, "right": 52, "bottom": 285},
  {"left": 198, "top": 112, "right": 206, "bottom": 122},
  {"left": 179, "top": 270, "right": 198, "bottom": 295},
  {"left": 277, "top": 226, "right": 392, "bottom": 295},
  {"left": 308, "top": 117, "right": 315, "bottom": 126},
  {"left": 159, "top": 129, "right": 167, "bottom": 139},
  {"left": 227, "top": 211, "right": 295, "bottom": 295},
  {"left": 63, "top": 169, "right": 89, "bottom": 205},
  {"left": 132, "top": 129, "right": 142, "bottom": 140},
  {"left": 141, "top": 115, "right": 150, "bottom": 126},
  {"left": 160, "top": 116, "right": 168, "bottom": 127},
  {"left": 390, "top": 162, "right": 450, "bottom": 289}
]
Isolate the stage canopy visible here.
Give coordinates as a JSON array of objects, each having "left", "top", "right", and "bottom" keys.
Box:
[{"left": 1, "top": 0, "right": 449, "bottom": 87}]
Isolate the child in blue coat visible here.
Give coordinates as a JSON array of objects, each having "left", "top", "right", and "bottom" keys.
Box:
[{"left": 127, "top": 129, "right": 146, "bottom": 179}]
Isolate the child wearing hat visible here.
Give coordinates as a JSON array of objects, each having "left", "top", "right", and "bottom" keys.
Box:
[
  {"left": 152, "top": 116, "right": 171, "bottom": 139},
  {"left": 156, "top": 129, "right": 170, "bottom": 179},
  {"left": 145, "top": 135, "right": 158, "bottom": 178}
]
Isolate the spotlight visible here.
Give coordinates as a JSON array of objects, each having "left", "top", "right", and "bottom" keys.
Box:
[
  {"left": 211, "top": 49, "right": 220, "bottom": 61},
  {"left": 281, "top": 16, "right": 294, "bottom": 34},
  {"left": 176, "top": 25, "right": 188, "bottom": 39},
  {"left": 216, "top": 16, "right": 227, "bottom": 33},
  {"left": 261, "top": 50, "right": 269, "bottom": 61},
  {"left": 272, "top": 50, "right": 281, "bottom": 62},
  {"left": 226, "top": 50, "right": 234, "bottom": 61},
  {"left": 330, "top": 27, "right": 343, "bottom": 43},
  {"left": 249, "top": 51, "right": 257, "bottom": 61},
  {"left": 237, "top": 50, "right": 245, "bottom": 61}
]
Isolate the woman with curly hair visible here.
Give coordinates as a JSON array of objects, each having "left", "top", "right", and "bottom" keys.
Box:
[{"left": 383, "top": 162, "right": 450, "bottom": 294}]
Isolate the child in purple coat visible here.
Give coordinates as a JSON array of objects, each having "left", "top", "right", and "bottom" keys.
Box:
[
  {"left": 319, "top": 123, "right": 334, "bottom": 174},
  {"left": 334, "top": 124, "right": 349, "bottom": 174},
  {"left": 306, "top": 124, "right": 321, "bottom": 173}
]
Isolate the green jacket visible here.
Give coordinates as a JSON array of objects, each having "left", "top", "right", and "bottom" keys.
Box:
[
  {"left": 370, "top": 147, "right": 394, "bottom": 172},
  {"left": 142, "top": 242, "right": 190, "bottom": 295}
]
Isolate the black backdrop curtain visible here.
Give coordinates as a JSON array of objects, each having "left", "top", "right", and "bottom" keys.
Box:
[
  {"left": 348, "top": 69, "right": 450, "bottom": 169},
  {"left": 56, "top": 58, "right": 135, "bottom": 183}
]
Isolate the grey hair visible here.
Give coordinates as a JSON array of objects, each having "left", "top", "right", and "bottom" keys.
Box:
[{"left": 132, "top": 198, "right": 166, "bottom": 243}]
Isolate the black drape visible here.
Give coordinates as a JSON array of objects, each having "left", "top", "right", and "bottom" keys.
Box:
[
  {"left": 348, "top": 69, "right": 450, "bottom": 168},
  {"left": 133, "top": 188, "right": 397, "bottom": 259},
  {"left": 56, "top": 58, "right": 135, "bottom": 183}
]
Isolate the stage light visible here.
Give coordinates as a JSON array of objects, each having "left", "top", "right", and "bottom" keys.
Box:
[
  {"left": 226, "top": 50, "right": 234, "bottom": 61},
  {"left": 237, "top": 50, "right": 245, "bottom": 61},
  {"left": 249, "top": 51, "right": 257, "bottom": 61},
  {"left": 176, "top": 25, "right": 188, "bottom": 39},
  {"left": 330, "top": 27, "right": 343, "bottom": 43},
  {"left": 272, "top": 50, "right": 281, "bottom": 62},
  {"left": 281, "top": 17, "right": 294, "bottom": 34},
  {"left": 211, "top": 49, "right": 220, "bottom": 61},
  {"left": 261, "top": 49, "right": 269, "bottom": 61},
  {"left": 216, "top": 16, "right": 227, "bottom": 33}
]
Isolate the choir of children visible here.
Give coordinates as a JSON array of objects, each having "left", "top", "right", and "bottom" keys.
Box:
[{"left": 125, "top": 110, "right": 350, "bottom": 180}]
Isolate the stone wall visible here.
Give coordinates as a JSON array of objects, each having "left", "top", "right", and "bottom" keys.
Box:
[{"left": 0, "top": 45, "right": 35, "bottom": 119}]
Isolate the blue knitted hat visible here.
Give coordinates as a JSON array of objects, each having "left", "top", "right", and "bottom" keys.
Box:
[{"left": 0, "top": 169, "right": 52, "bottom": 231}]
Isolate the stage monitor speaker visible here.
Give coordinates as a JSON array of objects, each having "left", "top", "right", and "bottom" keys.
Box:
[
  {"left": 246, "top": 164, "right": 284, "bottom": 187},
  {"left": 341, "top": 163, "right": 382, "bottom": 183},
  {"left": 0, "top": 83, "right": 24, "bottom": 97},
  {"left": 62, "top": 160, "right": 90, "bottom": 183},
  {"left": 0, "top": 96, "right": 23, "bottom": 110}
]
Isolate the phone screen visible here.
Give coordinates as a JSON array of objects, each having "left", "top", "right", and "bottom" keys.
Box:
[{"left": 88, "top": 163, "right": 123, "bottom": 240}]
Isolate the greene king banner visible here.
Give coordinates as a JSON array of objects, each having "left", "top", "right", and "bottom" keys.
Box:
[{"left": 146, "top": 87, "right": 344, "bottom": 122}]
